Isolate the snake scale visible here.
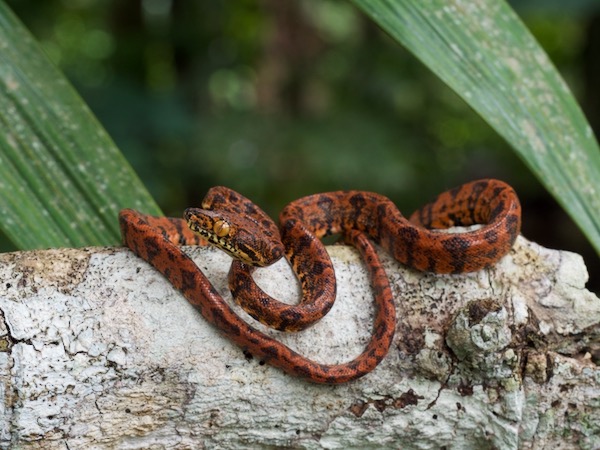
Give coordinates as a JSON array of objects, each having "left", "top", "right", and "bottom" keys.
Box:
[{"left": 119, "top": 179, "right": 521, "bottom": 384}]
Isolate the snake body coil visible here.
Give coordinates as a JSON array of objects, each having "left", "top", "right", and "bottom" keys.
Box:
[{"left": 119, "top": 179, "right": 521, "bottom": 384}]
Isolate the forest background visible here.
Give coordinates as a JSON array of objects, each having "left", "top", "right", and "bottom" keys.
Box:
[{"left": 4, "top": 0, "right": 599, "bottom": 292}]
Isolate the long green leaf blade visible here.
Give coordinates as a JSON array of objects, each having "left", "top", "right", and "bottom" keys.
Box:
[
  {"left": 0, "top": 2, "right": 161, "bottom": 249},
  {"left": 352, "top": 0, "right": 600, "bottom": 255}
]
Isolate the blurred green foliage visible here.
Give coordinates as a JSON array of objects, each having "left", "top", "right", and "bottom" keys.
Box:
[{"left": 4, "top": 0, "right": 600, "bottom": 289}]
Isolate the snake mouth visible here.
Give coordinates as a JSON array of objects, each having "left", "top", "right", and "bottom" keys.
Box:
[
  {"left": 185, "top": 209, "right": 228, "bottom": 243},
  {"left": 187, "top": 221, "right": 239, "bottom": 259},
  {"left": 184, "top": 201, "right": 284, "bottom": 267},
  {"left": 184, "top": 208, "right": 259, "bottom": 265}
]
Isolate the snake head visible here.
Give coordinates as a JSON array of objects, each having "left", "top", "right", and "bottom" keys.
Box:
[{"left": 184, "top": 207, "right": 284, "bottom": 267}]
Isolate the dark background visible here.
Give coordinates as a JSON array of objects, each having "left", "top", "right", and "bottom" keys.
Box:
[{"left": 5, "top": 0, "right": 600, "bottom": 292}]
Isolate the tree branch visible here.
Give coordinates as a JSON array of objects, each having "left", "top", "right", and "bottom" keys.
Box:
[{"left": 0, "top": 235, "right": 598, "bottom": 448}]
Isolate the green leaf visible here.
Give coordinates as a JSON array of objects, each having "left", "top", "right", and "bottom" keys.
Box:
[
  {"left": 351, "top": 0, "right": 600, "bottom": 255},
  {"left": 0, "top": 2, "right": 161, "bottom": 249}
]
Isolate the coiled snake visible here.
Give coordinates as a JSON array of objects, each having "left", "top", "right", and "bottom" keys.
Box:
[{"left": 119, "top": 179, "right": 521, "bottom": 384}]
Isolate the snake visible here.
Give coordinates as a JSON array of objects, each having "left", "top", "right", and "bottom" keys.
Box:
[{"left": 119, "top": 179, "right": 521, "bottom": 384}]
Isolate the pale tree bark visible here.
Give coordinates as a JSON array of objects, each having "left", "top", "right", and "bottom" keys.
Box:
[{"left": 0, "top": 235, "right": 598, "bottom": 449}]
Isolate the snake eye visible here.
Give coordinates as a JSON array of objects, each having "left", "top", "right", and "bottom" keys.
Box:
[{"left": 213, "top": 219, "right": 230, "bottom": 237}]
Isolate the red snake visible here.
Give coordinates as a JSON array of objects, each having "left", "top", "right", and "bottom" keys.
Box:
[{"left": 119, "top": 179, "right": 521, "bottom": 384}]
